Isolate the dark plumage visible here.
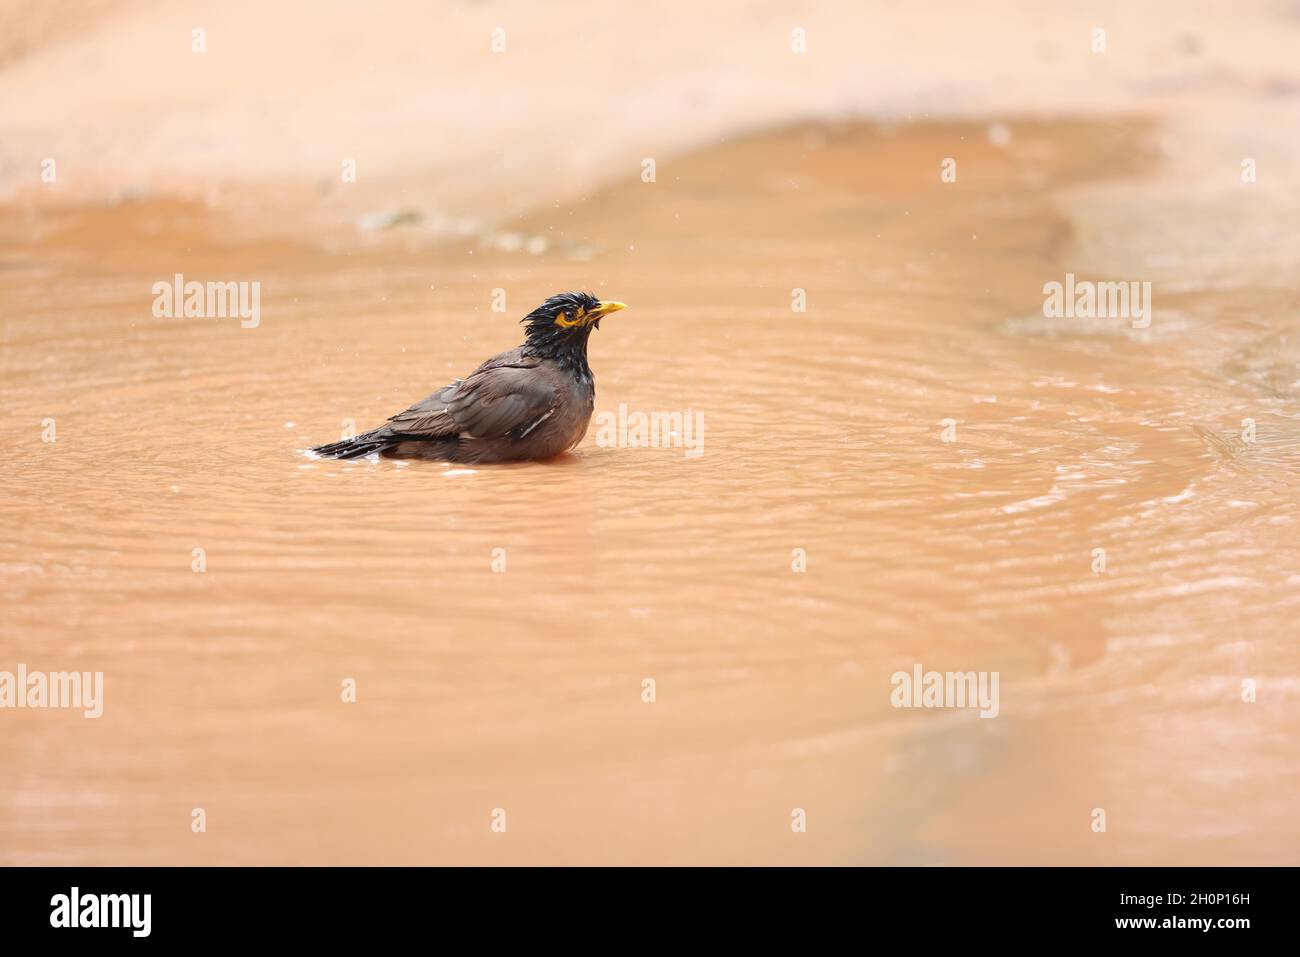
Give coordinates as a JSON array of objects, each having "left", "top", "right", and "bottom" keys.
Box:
[{"left": 311, "top": 291, "right": 627, "bottom": 463}]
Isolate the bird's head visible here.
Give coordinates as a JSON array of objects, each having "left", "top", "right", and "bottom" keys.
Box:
[{"left": 521, "top": 291, "right": 627, "bottom": 353}]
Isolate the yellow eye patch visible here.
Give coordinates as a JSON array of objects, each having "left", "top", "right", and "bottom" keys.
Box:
[{"left": 554, "top": 305, "right": 587, "bottom": 328}]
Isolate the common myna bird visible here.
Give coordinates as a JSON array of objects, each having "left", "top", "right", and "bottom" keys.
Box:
[{"left": 311, "top": 291, "right": 627, "bottom": 463}]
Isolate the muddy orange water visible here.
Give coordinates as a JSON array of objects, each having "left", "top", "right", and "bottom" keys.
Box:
[{"left": 2, "top": 117, "right": 1298, "bottom": 865}]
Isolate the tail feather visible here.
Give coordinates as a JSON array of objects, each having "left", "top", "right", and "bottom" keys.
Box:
[{"left": 311, "top": 429, "right": 396, "bottom": 459}]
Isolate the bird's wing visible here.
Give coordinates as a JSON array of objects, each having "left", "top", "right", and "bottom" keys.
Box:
[{"left": 385, "top": 360, "right": 557, "bottom": 439}]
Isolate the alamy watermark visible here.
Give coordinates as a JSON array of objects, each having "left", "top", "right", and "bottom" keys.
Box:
[
  {"left": 0, "top": 664, "right": 103, "bottom": 718},
  {"left": 152, "top": 273, "right": 261, "bottom": 328},
  {"left": 890, "top": 664, "right": 999, "bottom": 718},
  {"left": 50, "top": 887, "right": 150, "bottom": 937},
  {"left": 1043, "top": 273, "right": 1151, "bottom": 329},
  {"left": 594, "top": 403, "right": 705, "bottom": 458}
]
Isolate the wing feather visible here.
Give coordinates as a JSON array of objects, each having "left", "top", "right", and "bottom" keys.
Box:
[{"left": 384, "top": 361, "right": 557, "bottom": 440}]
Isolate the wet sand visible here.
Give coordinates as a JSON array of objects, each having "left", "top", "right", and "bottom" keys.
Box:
[{"left": 3, "top": 106, "right": 1298, "bottom": 864}]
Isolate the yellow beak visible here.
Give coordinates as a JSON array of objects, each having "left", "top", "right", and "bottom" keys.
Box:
[{"left": 594, "top": 301, "right": 628, "bottom": 317}]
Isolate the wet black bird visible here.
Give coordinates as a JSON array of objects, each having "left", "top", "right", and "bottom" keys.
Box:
[{"left": 311, "top": 291, "right": 627, "bottom": 463}]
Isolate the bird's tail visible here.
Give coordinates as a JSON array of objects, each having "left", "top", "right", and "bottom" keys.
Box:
[{"left": 311, "top": 428, "right": 396, "bottom": 459}]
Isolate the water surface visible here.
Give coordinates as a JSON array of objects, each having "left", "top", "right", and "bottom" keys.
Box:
[{"left": 2, "top": 119, "right": 1297, "bottom": 864}]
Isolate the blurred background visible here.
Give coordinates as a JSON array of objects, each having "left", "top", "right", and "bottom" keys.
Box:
[{"left": 1, "top": 1, "right": 1298, "bottom": 864}]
